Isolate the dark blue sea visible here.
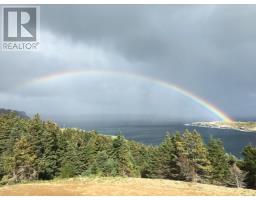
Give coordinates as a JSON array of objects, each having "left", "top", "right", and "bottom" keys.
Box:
[{"left": 59, "top": 121, "right": 256, "bottom": 158}]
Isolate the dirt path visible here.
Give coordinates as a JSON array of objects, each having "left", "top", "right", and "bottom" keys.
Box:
[{"left": 0, "top": 177, "right": 255, "bottom": 196}]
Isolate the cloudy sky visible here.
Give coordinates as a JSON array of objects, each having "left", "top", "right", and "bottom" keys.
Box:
[{"left": 1, "top": 5, "right": 256, "bottom": 122}]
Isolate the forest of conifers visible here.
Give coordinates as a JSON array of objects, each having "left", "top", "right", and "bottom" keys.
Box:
[{"left": 0, "top": 113, "right": 256, "bottom": 189}]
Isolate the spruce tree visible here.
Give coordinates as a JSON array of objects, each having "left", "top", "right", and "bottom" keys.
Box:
[
  {"left": 241, "top": 145, "right": 256, "bottom": 188},
  {"left": 154, "top": 134, "right": 177, "bottom": 179},
  {"left": 127, "top": 140, "right": 149, "bottom": 177},
  {"left": 111, "top": 135, "right": 138, "bottom": 177},
  {"left": 176, "top": 130, "right": 212, "bottom": 182},
  {"left": 12, "top": 135, "right": 38, "bottom": 182},
  {"left": 81, "top": 134, "right": 97, "bottom": 172},
  {"left": 27, "top": 114, "right": 45, "bottom": 162},
  {"left": 86, "top": 150, "right": 117, "bottom": 177},
  {"left": 142, "top": 146, "right": 160, "bottom": 178},
  {"left": 38, "top": 121, "right": 59, "bottom": 179},
  {"left": 0, "top": 113, "right": 28, "bottom": 181},
  {"left": 173, "top": 132, "right": 194, "bottom": 181},
  {"left": 207, "top": 137, "right": 230, "bottom": 185}
]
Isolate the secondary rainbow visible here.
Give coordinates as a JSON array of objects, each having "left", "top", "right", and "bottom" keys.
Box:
[{"left": 16, "top": 69, "right": 233, "bottom": 122}]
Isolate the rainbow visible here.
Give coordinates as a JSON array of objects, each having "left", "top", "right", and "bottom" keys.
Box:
[{"left": 17, "top": 69, "right": 233, "bottom": 122}]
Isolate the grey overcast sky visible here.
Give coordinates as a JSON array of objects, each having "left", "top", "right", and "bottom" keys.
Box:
[{"left": 1, "top": 5, "right": 256, "bottom": 122}]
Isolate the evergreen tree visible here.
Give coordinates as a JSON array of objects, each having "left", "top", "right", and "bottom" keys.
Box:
[
  {"left": 55, "top": 128, "right": 69, "bottom": 175},
  {"left": 142, "top": 146, "right": 160, "bottom": 178},
  {"left": 111, "top": 135, "right": 138, "bottom": 177},
  {"left": 241, "top": 145, "right": 256, "bottom": 188},
  {"left": 0, "top": 111, "right": 255, "bottom": 190},
  {"left": 128, "top": 140, "right": 149, "bottom": 177},
  {"left": 0, "top": 113, "right": 23, "bottom": 154},
  {"left": 0, "top": 113, "right": 28, "bottom": 182},
  {"left": 60, "top": 138, "right": 82, "bottom": 177},
  {"left": 12, "top": 135, "right": 38, "bottom": 182},
  {"left": 85, "top": 150, "right": 117, "bottom": 177},
  {"left": 59, "top": 129, "right": 97, "bottom": 176},
  {"left": 152, "top": 134, "right": 178, "bottom": 179},
  {"left": 60, "top": 162, "right": 76, "bottom": 178},
  {"left": 158, "top": 134, "right": 174, "bottom": 178},
  {"left": 176, "top": 130, "right": 212, "bottom": 182},
  {"left": 207, "top": 137, "right": 230, "bottom": 185},
  {"left": 38, "top": 121, "right": 59, "bottom": 179},
  {"left": 94, "top": 133, "right": 113, "bottom": 153},
  {"left": 80, "top": 134, "right": 97, "bottom": 172},
  {"left": 27, "top": 114, "right": 45, "bottom": 164},
  {"left": 173, "top": 132, "right": 195, "bottom": 181}
]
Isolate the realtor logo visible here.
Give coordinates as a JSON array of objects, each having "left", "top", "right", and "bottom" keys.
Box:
[{"left": 2, "top": 6, "right": 40, "bottom": 51}]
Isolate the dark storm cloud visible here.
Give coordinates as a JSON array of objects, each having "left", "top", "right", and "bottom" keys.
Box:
[
  {"left": 41, "top": 5, "right": 198, "bottom": 62},
  {"left": 1, "top": 5, "right": 256, "bottom": 119},
  {"left": 39, "top": 5, "right": 256, "bottom": 118}
]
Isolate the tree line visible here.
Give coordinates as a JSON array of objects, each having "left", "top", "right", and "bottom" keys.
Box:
[{"left": 0, "top": 113, "right": 256, "bottom": 189}]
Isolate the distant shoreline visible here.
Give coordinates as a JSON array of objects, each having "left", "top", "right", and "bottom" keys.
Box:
[{"left": 184, "top": 121, "right": 256, "bottom": 133}]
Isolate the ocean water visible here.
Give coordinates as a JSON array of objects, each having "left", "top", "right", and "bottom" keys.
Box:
[{"left": 60, "top": 122, "right": 256, "bottom": 157}]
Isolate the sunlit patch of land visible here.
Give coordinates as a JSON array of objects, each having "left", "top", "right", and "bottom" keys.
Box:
[
  {"left": 186, "top": 121, "right": 256, "bottom": 132},
  {"left": 0, "top": 177, "right": 256, "bottom": 196}
]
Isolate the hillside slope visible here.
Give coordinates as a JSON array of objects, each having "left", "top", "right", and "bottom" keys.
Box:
[
  {"left": 0, "top": 108, "right": 29, "bottom": 119},
  {"left": 0, "top": 177, "right": 256, "bottom": 196}
]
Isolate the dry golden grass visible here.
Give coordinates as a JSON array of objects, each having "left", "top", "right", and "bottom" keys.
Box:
[{"left": 0, "top": 177, "right": 256, "bottom": 196}]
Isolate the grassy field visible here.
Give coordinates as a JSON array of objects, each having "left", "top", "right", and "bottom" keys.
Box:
[{"left": 0, "top": 177, "right": 256, "bottom": 196}]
